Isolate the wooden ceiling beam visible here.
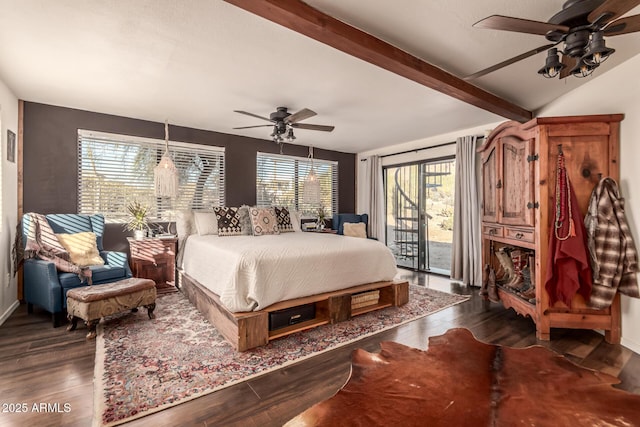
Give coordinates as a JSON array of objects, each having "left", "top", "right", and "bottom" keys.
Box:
[{"left": 223, "top": 0, "right": 533, "bottom": 122}]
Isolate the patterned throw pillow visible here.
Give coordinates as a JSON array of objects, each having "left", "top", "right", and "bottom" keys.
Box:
[
  {"left": 249, "top": 207, "right": 280, "bottom": 236},
  {"left": 213, "top": 207, "right": 242, "bottom": 236},
  {"left": 274, "top": 206, "right": 294, "bottom": 233}
]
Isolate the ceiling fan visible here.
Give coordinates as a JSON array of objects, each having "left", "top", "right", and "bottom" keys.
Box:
[
  {"left": 233, "top": 107, "right": 335, "bottom": 144},
  {"left": 466, "top": 0, "right": 640, "bottom": 80}
]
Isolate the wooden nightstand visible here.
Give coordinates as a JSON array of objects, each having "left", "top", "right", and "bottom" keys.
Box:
[{"left": 127, "top": 237, "right": 177, "bottom": 293}]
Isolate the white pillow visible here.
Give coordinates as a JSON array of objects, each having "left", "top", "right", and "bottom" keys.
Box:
[
  {"left": 289, "top": 210, "right": 302, "bottom": 232},
  {"left": 175, "top": 210, "right": 195, "bottom": 238},
  {"left": 343, "top": 222, "right": 367, "bottom": 238},
  {"left": 193, "top": 211, "right": 218, "bottom": 236}
]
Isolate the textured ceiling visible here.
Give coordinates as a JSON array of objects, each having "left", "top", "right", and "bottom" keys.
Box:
[{"left": 0, "top": 0, "right": 638, "bottom": 153}]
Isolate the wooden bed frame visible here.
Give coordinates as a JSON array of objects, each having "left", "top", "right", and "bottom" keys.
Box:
[{"left": 178, "top": 269, "right": 409, "bottom": 351}]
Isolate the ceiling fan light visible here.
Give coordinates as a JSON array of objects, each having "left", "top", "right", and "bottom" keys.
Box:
[
  {"left": 286, "top": 127, "right": 296, "bottom": 142},
  {"left": 582, "top": 32, "right": 615, "bottom": 66},
  {"left": 569, "top": 58, "right": 598, "bottom": 78},
  {"left": 537, "top": 48, "right": 565, "bottom": 78}
]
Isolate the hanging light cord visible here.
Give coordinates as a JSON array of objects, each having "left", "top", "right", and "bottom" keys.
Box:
[{"left": 164, "top": 120, "right": 170, "bottom": 154}]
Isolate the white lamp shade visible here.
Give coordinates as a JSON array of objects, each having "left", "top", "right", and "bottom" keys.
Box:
[
  {"left": 154, "top": 153, "right": 178, "bottom": 198},
  {"left": 303, "top": 168, "right": 321, "bottom": 204}
]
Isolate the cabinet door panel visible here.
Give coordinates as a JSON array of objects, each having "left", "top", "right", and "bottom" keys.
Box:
[
  {"left": 501, "top": 136, "right": 534, "bottom": 226},
  {"left": 547, "top": 135, "right": 610, "bottom": 216},
  {"left": 482, "top": 144, "right": 499, "bottom": 223},
  {"left": 138, "top": 259, "right": 170, "bottom": 286}
]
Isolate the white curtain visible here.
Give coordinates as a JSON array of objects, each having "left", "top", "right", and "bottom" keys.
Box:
[
  {"left": 366, "top": 155, "right": 385, "bottom": 242},
  {"left": 450, "top": 136, "right": 482, "bottom": 286}
]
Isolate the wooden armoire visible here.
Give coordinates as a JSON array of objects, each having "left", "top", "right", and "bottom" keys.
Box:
[{"left": 478, "top": 114, "right": 623, "bottom": 343}]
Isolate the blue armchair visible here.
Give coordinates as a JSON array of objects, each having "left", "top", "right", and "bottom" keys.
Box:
[
  {"left": 22, "top": 213, "right": 132, "bottom": 326},
  {"left": 332, "top": 213, "right": 369, "bottom": 237}
]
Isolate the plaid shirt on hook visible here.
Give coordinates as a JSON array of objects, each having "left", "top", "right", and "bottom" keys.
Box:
[{"left": 585, "top": 178, "right": 640, "bottom": 309}]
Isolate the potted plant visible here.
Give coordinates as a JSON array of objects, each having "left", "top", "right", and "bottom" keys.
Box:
[
  {"left": 124, "top": 200, "right": 150, "bottom": 240},
  {"left": 317, "top": 206, "right": 326, "bottom": 230}
]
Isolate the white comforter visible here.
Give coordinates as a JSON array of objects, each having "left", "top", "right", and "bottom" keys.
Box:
[{"left": 181, "top": 232, "right": 398, "bottom": 312}]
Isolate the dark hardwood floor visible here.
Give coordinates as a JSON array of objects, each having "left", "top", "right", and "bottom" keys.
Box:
[{"left": 1, "top": 269, "right": 639, "bottom": 427}]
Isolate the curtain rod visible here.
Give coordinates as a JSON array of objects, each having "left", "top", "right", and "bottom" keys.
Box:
[{"left": 360, "top": 135, "right": 484, "bottom": 161}]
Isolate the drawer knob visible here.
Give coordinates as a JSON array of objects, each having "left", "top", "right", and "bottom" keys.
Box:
[{"left": 515, "top": 233, "right": 524, "bottom": 239}]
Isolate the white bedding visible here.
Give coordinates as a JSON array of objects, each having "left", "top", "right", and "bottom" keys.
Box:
[{"left": 181, "top": 232, "right": 398, "bottom": 312}]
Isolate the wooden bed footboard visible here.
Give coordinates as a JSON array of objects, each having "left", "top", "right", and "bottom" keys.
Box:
[{"left": 178, "top": 270, "right": 409, "bottom": 351}]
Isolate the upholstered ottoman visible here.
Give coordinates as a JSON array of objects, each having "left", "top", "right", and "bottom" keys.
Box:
[{"left": 66, "top": 278, "right": 157, "bottom": 339}]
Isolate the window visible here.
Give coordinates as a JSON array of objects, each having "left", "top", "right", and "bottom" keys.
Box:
[
  {"left": 256, "top": 152, "right": 338, "bottom": 216},
  {"left": 78, "top": 130, "right": 225, "bottom": 222}
]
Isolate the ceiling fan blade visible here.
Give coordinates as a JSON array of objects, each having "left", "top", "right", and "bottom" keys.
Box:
[
  {"left": 284, "top": 108, "right": 317, "bottom": 124},
  {"left": 464, "top": 43, "right": 557, "bottom": 80},
  {"left": 232, "top": 125, "right": 274, "bottom": 130},
  {"left": 292, "top": 123, "right": 335, "bottom": 132},
  {"left": 233, "top": 110, "right": 274, "bottom": 122},
  {"left": 559, "top": 55, "right": 577, "bottom": 79},
  {"left": 588, "top": 0, "right": 640, "bottom": 25},
  {"left": 473, "top": 15, "right": 570, "bottom": 35},
  {"left": 604, "top": 14, "right": 640, "bottom": 35}
]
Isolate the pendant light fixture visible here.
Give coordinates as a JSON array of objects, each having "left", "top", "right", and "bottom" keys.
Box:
[
  {"left": 303, "top": 146, "right": 321, "bottom": 205},
  {"left": 154, "top": 120, "right": 178, "bottom": 198},
  {"left": 537, "top": 48, "right": 565, "bottom": 78}
]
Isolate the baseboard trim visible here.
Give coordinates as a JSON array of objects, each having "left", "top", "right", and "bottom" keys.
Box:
[
  {"left": 0, "top": 300, "right": 20, "bottom": 327},
  {"left": 622, "top": 336, "right": 640, "bottom": 356}
]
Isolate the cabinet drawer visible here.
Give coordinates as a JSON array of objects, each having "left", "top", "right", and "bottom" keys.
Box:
[
  {"left": 504, "top": 227, "right": 534, "bottom": 243},
  {"left": 128, "top": 238, "right": 176, "bottom": 259},
  {"left": 482, "top": 224, "right": 503, "bottom": 238}
]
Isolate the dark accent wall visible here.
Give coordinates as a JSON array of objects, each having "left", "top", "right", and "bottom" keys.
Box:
[{"left": 23, "top": 102, "right": 355, "bottom": 251}]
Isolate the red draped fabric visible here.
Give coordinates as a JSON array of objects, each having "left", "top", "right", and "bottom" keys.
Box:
[{"left": 544, "top": 153, "right": 592, "bottom": 307}]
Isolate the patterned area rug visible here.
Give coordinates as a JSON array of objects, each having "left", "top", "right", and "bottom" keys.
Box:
[{"left": 93, "top": 285, "right": 469, "bottom": 426}]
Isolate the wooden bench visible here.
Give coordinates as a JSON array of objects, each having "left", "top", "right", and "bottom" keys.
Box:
[{"left": 66, "top": 278, "right": 157, "bottom": 339}]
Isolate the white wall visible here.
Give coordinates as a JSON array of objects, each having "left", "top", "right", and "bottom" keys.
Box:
[
  {"left": 0, "top": 77, "right": 19, "bottom": 326},
  {"left": 538, "top": 53, "right": 640, "bottom": 354}
]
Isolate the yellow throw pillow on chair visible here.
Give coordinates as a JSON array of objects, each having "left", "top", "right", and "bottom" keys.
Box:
[
  {"left": 343, "top": 222, "right": 367, "bottom": 238},
  {"left": 55, "top": 232, "right": 105, "bottom": 267}
]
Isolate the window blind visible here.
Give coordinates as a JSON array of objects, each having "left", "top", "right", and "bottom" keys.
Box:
[
  {"left": 256, "top": 152, "right": 338, "bottom": 216},
  {"left": 78, "top": 130, "right": 225, "bottom": 222}
]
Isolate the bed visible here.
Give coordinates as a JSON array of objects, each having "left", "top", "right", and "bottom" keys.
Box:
[
  {"left": 177, "top": 221, "right": 407, "bottom": 351},
  {"left": 181, "top": 232, "right": 398, "bottom": 312}
]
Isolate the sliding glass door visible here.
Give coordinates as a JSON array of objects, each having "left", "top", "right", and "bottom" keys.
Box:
[{"left": 385, "top": 157, "right": 455, "bottom": 274}]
